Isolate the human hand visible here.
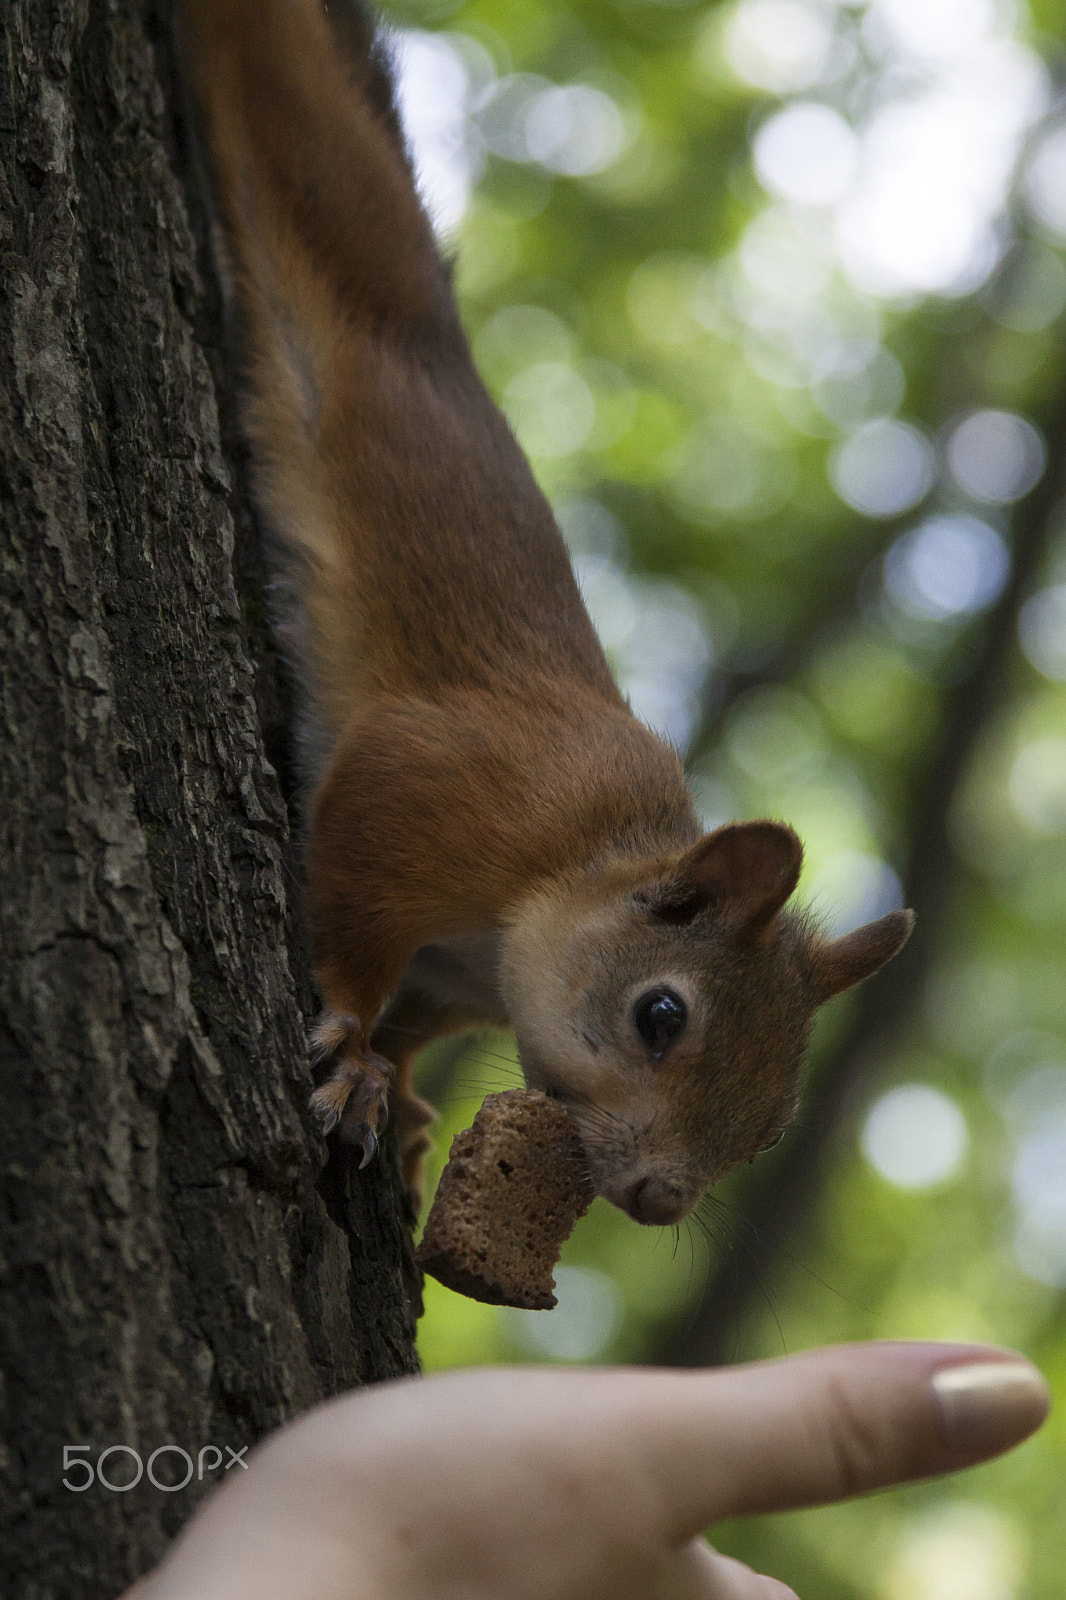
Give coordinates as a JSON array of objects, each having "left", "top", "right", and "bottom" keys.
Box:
[{"left": 128, "top": 1342, "right": 1049, "bottom": 1600}]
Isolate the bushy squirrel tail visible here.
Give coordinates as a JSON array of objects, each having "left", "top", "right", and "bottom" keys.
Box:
[
  {"left": 180, "top": 0, "right": 459, "bottom": 750},
  {"left": 181, "top": 0, "right": 454, "bottom": 340}
]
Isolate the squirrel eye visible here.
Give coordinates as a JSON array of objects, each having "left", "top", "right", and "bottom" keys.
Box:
[
  {"left": 759, "top": 1130, "right": 786, "bottom": 1153},
  {"left": 632, "top": 987, "right": 688, "bottom": 1056}
]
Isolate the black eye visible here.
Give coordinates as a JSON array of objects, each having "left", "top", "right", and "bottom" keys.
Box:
[
  {"left": 632, "top": 987, "right": 688, "bottom": 1056},
  {"left": 759, "top": 1130, "right": 786, "bottom": 1153}
]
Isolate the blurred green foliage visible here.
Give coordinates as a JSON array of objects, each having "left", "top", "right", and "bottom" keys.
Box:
[{"left": 381, "top": 0, "right": 1066, "bottom": 1592}]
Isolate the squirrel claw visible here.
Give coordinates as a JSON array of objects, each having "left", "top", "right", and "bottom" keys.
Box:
[
  {"left": 310, "top": 1043, "right": 391, "bottom": 1164},
  {"left": 317, "top": 1104, "right": 341, "bottom": 1137},
  {"left": 353, "top": 1124, "right": 378, "bottom": 1169},
  {"left": 309, "top": 1079, "right": 344, "bottom": 1135},
  {"left": 309, "top": 1075, "right": 354, "bottom": 1138}
]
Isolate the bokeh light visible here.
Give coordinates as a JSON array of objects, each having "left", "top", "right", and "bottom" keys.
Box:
[
  {"left": 982, "top": 243, "right": 1066, "bottom": 333},
  {"left": 722, "top": 0, "right": 838, "bottom": 94},
  {"left": 1025, "top": 122, "right": 1066, "bottom": 238},
  {"left": 506, "top": 1266, "right": 623, "bottom": 1361},
  {"left": 1008, "top": 737, "right": 1066, "bottom": 835},
  {"left": 1019, "top": 586, "right": 1066, "bottom": 681},
  {"left": 861, "top": 1085, "right": 969, "bottom": 1189},
  {"left": 568, "top": 509, "right": 713, "bottom": 754},
  {"left": 883, "top": 516, "right": 1010, "bottom": 622},
  {"left": 753, "top": 103, "right": 858, "bottom": 208},
  {"left": 669, "top": 416, "right": 794, "bottom": 524},
  {"left": 1012, "top": 1112, "right": 1066, "bottom": 1286},
  {"left": 504, "top": 362, "right": 596, "bottom": 458},
  {"left": 522, "top": 85, "right": 628, "bottom": 177},
  {"left": 830, "top": 419, "right": 935, "bottom": 517},
  {"left": 811, "top": 346, "right": 905, "bottom": 428},
  {"left": 945, "top": 410, "right": 1046, "bottom": 506},
  {"left": 835, "top": 36, "right": 1047, "bottom": 298},
  {"left": 392, "top": 29, "right": 490, "bottom": 235},
  {"left": 880, "top": 1503, "right": 1027, "bottom": 1600},
  {"left": 803, "top": 849, "right": 904, "bottom": 936}
]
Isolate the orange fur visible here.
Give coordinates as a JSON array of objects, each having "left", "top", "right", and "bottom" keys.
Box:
[{"left": 181, "top": 0, "right": 913, "bottom": 1217}]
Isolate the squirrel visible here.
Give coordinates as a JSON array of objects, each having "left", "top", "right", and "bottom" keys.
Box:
[{"left": 180, "top": 0, "right": 912, "bottom": 1227}]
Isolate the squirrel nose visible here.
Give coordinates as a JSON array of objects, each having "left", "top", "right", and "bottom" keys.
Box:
[{"left": 626, "top": 1176, "right": 689, "bottom": 1227}]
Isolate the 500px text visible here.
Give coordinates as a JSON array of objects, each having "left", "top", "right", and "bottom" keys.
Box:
[{"left": 62, "top": 1443, "right": 248, "bottom": 1491}]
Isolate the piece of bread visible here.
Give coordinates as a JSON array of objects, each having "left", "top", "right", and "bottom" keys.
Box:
[{"left": 416, "top": 1088, "right": 593, "bottom": 1310}]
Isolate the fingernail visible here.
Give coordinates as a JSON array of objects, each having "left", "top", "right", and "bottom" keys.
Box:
[{"left": 933, "top": 1360, "right": 1050, "bottom": 1455}]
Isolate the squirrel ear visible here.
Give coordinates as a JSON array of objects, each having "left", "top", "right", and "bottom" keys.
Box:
[
  {"left": 655, "top": 820, "right": 803, "bottom": 936},
  {"left": 809, "top": 908, "right": 914, "bottom": 1001}
]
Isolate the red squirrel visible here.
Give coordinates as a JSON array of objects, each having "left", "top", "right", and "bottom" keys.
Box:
[{"left": 180, "top": 0, "right": 912, "bottom": 1226}]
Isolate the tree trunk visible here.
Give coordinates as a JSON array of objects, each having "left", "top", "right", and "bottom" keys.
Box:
[{"left": 0, "top": 3, "right": 420, "bottom": 1595}]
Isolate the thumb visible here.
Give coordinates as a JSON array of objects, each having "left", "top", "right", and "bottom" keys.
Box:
[{"left": 627, "top": 1342, "right": 1050, "bottom": 1542}]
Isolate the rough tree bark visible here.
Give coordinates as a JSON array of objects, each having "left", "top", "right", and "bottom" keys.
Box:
[{"left": 0, "top": 4, "right": 420, "bottom": 1596}]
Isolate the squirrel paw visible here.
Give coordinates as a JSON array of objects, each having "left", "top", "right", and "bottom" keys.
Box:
[
  {"left": 308, "top": 1013, "right": 437, "bottom": 1193},
  {"left": 310, "top": 1025, "right": 394, "bottom": 1168}
]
